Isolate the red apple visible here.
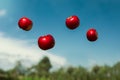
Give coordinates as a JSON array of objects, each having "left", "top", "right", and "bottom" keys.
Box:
[
  {"left": 65, "top": 15, "right": 80, "bottom": 30},
  {"left": 18, "top": 17, "right": 33, "bottom": 31},
  {"left": 86, "top": 28, "right": 98, "bottom": 42},
  {"left": 38, "top": 34, "right": 55, "bottom": 50}
]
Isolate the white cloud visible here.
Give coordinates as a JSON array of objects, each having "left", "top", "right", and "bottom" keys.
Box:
[
  {"left": 88, "top": 59, "right": 97, "bottom": 67},
  {"left": 87, "top": 59, "right": 107, "bottom": 71},
  {"left": 0, "top": 32, "right": 68, "bottom": 71},
  {"left": 87, "top": 59, "right": 98, "bottom": 71},
  {"left": 0, "top": 9, "right": 6, "bottom": 16}
]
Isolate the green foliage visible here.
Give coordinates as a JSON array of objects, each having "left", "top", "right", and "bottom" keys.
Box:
[
  {"left": 35, "top": 56, "right": 52, "bottom": 77},
  {"left": 1, "top": 56, "right": 120, "bottom": 80}
]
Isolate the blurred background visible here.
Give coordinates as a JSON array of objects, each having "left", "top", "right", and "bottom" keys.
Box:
[{"left": 0, "top": 0, "right": 120, "bottom": 80}]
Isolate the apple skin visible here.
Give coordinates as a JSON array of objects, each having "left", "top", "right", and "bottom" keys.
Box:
[
  {"left": 18, "top": 17, "right": 33, "bottom": 31},
  {"left": 38, "top": 34, "right": 55, "bottom": 50},
  {"left": 86, "top": 28, "right": 98, "bottom": 42},
  {"left": 65, "top": 15, "right": 80, "bottom": 30}
]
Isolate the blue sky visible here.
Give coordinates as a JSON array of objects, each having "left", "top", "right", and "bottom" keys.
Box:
[{"left": 0, "top": 0, "right": 120, "bottom": 69}]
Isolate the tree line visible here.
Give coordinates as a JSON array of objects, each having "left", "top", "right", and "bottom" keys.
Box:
[{"left": 0, "top": 56, "right": 120, "bottom": 80}]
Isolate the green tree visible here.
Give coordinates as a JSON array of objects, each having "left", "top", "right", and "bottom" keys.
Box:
[
  {"left": 112, "top": 62, "right": 120, "bottom": 80},
  {"left": 36, "top": 56, "right": 52, "bottom": 77}
]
